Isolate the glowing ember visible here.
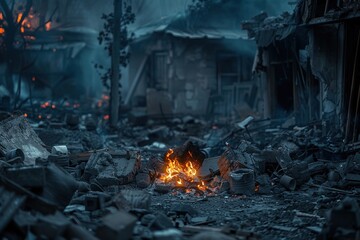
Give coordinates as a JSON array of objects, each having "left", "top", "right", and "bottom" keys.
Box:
[
  {"left": 23, "top": 113, "right": 28, "bottom": 118},
  {"left": 103, "top": 114, "right": 110, "bottom": 120},
  {"left": 45, "top": 21, "right": 51, "bottom": 31},
  {"left": 17, "top": 13, "right": 23, "bottom": 23},
  {"left": 159, "top": 149, "right": 206, "bottom": 192}
]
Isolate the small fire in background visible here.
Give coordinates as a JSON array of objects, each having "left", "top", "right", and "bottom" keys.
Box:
[
  {"left": 158, "top": 148, "right": 207, "bottom": 193},
  {"left": 45, "top": 21, "right": 51, "bottom": 31},
  {"left": 0, "top": 7, "right": 52, "bottom": 37},
  {"left": 0, "top": 12, "right": 4, "bottom": 35},
  {"left": 40, "top": 101, "right": 51, "bottom": 109},
  {"left": 97, "top": 94, "right": 110, "bottom": 108}
]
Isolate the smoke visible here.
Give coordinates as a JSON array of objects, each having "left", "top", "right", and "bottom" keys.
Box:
[{"left": 30, "top": 0, "right": 294, "bottom": 100}]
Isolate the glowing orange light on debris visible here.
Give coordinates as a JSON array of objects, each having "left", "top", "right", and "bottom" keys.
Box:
[
  {"left": 51, "top": 104, "right": 56, "bottom": 109},
  {"left": 103, "top": 115, "right": 110, "bottom": 120},
  {"left": 197, "top": 181, "right": 206, "bottom": 192},
  {"left": 38, "top": 115, "right": 42, "bottom": 119},
  {"left": 45, "top": 21, "right": 51, "bottom": 31},
  {"left": 0, "top": 28, "right": 4, "bottom": 35},
  {"left": 0, "top": 12, "right": 3, "bottom": 20},
  {"left": 23, "top": 113, "right": 28, "bottom": 118},
  {"left": 159, "top": 148, "right": 205, "bottom": 191},
  {"left": 17, "top": 13, "right": 23, "bottom": 23}
]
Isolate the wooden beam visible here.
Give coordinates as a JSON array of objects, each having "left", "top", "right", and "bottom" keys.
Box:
[
  {"left": 110, "top": 0, "right": 122, "bottom": 127},
  {"left": 124, "top": 55, "right": 148, "bottom": 106}
]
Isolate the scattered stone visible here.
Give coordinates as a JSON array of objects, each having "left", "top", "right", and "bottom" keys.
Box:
[{"left": 96, "top": 211, "right": 137, "bottom": 240}]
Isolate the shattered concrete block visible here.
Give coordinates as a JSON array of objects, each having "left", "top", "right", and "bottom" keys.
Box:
[
  {"left": 32, "top": 211, "right": 71, "bottom": 239},
  {"left": 97, "top": 154, "right": 141, "bottom": 186},
  {"left": 5, "top": 166, "right": 46, "bottom": 188},
  {"left": 84, "top": 151, "right": 141, "bottom": 187},
  {"left": 82, "top": 152, "right": 112, "bottom": 181},
  {"left": 120, "top": 189, "right": 151, "bottom": 210},
  {"left": 149, "top": 213, "right": 174, "bottom": 230},
  {"left": 96, "top": 211, "right": 137, "bottom": 240}
]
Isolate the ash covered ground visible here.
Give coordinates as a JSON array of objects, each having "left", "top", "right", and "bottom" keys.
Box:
[{"left": 0, "top": 113, "right": 359, "bottom": 240}]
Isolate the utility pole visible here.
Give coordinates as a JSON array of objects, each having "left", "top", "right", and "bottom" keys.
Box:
[{"left": 110, "top": 0, "right": 121, "bottom": 127}]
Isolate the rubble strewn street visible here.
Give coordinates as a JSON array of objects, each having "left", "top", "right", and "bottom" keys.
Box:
[
  {"left": 1, "top": 0, "right": 360, "bottom": 239},
  {"left": 0, "top": 112, "right": 359, "bottom": 240}
]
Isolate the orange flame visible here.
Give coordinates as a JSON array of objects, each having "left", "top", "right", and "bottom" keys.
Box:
[
  {"left": 17, "top": 13, "right": 23, "bottom": 23},
  {"left": 159, "top": 148, "right": 205, "bottom": 191}
]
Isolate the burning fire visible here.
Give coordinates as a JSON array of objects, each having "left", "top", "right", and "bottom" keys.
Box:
[
  {"left": 159, "top": 149, "right": 207, "bottom": 192},
  {"left": 0, "top": 8, "right": 52, "bottom": 37}
]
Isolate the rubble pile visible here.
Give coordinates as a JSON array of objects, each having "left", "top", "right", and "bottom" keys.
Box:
[{"left": 0, "top": 113, "right": 359, "bottom": 239}]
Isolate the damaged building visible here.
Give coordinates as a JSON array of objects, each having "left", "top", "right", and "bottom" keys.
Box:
[
  {"left": 0, "top": 1, "right": 360, "bottom": 240},
  {"left": 243, "top": 0, "right": 360, "bottom": 142}
]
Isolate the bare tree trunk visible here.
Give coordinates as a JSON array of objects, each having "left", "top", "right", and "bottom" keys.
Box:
[{"left": 110, "top": 0, "right": 122, "bottom": 127}]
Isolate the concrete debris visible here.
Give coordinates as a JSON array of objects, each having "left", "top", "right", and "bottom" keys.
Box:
[
  {"left": 96, "top": 211, "right": 137, "bottom": 240},
  {"left": 0, "top": 98, "right": 360, "bottom": 240}
]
